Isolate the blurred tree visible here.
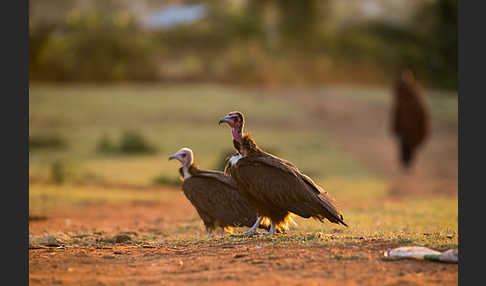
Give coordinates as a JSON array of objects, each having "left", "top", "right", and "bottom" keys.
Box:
[
  {"left": 28, "top": 0, "right": 456, "bottom": 90},
  {"left": 29, "top": 0, "right": 78, "bottom": 26},
  {"left": 276, "top": 0, "right": 322, "bottom": 50},
  {"left": 332, "top": 0, "right": 457, "bottom": 89},
  {"left": 32, "top": 8, "right": 158, "bottom": 81},
  {"left": 29, "top": 23, "right": 56, "bottom": 79},
  {"left": 413, "top": 0, "right": 457, "bottom": 89}
]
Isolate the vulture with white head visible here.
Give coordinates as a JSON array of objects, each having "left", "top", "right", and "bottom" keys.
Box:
[
  {"left": 169, "top": 147, "right": 269, "bottom": 237},
  {"left": 219, "top": 112, "right": 348, "bottom": 236}
]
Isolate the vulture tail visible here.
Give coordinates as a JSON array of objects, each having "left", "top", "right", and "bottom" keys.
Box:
[
  {"left": 338, "top": 214, "right": 348, "bottom": 227},
  {"left": 316, "top": 197, "right": 348, "bottom": 227}
]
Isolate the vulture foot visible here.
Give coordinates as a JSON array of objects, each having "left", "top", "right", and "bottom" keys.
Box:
[
  {"left": 231, "top": 216, "right": 263, "bottom": 237},
  {"left": 231, "top": 229, "right": 258, "bottom": 237},
  {"left": 263, "top": 223, "right": 275, "bottom": 236}
]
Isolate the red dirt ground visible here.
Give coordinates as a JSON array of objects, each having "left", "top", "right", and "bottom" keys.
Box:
[{"left": 29, "top": 201, "right": 457, "bottom": 286}]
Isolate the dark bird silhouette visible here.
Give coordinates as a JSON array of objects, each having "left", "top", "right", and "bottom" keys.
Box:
[
  {"left": 218, "top": 112, "right": 347, "bottom": 236},
  {"left": 391, "top": 69, "right": 430, "bottom": 169},
  {"left": 169, "top": 147, "right": 270, "bottom": 238}
]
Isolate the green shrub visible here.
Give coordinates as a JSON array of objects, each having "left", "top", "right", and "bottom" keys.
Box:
[
  {"left": 118, "top": 130, "right": 157, "bottom": 155},
  {"left": 96, "top": 130, "right": 157, "bottom": 155},
  {"left": 96, "top": 134, "right": 117, "bottom": 154},
  {"left": 29, "top": 134, "right": 66, "bottom": 151}
]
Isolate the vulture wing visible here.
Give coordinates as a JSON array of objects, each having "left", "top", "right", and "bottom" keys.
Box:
[
  {"left": 182, "top": 172, "right": 258, "bottom": 228},
  {"left": 194, "top": 169, "right": 238, "bottom": 188},
  {"left": 233, "top": 153, "right": 347, "bottom": 226}
]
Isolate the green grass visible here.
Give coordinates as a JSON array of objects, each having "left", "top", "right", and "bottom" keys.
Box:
[
  {"left": 31, "top": 83, "right": 457, "bottom": 186},
  {"left": 29, "top": 83, "right": 376, "bottom": 186},
  {"left": 148, "top": 194, "right": 457, "bottom": 250}
]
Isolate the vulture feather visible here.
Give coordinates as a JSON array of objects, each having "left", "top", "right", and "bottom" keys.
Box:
[
  {"left": 391, "top": 69, "right": 430, "bottom": 169},
  {"left": 169, "top": 147, "right": 270, "bottom": 237},
  {"left": 219, "top": 112, "right": 347, "bottom": 236}
]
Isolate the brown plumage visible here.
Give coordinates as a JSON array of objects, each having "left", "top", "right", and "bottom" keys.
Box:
[
  {"left": 219, "top": 112, "right": 347, "bottom": 236},
  {"left": 391, "top": 69, "right": 430, "bottom": 169},
  {"left": 169, "top": 147, "right": 270, "bottom": 237}
]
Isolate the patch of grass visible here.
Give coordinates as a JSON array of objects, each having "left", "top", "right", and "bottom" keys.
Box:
[
  {"left": 159, "top": 194, "right": 457, "bottom": 250},
  {"left": 30, "top": 83, "right": 378, "bottom": 186},
  {"left": 396, "top": 238, "right": 414, "bottom": 245},
  {"left": 117, "top": 130, "right": 158, "bottom": 154},
  {"left": 29, "top": 134, "right": 66, "bottom": 151},
  {"left": 96, "top": 134, "right": 117, "bottom": 154}
]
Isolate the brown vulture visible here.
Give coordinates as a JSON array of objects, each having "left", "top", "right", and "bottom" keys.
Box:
[
  {"left": 218, "top": 112, "right": 348, "bottom": 236},
  {"left": 391, "top": 69, "right": 430, "bottom": 169},
  {"left": 169, "top": 147, "right": 269, "bottom": 238}
]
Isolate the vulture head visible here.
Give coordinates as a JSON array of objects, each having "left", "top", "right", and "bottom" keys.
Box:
[
  {"left": 218, "top": 111, "right": 244, "bottom": 143},
  {"left": 168, "top": 147, "right": 194, "bottom": 167}
]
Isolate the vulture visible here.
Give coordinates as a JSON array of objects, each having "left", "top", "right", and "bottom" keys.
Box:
[
  {"left": 391, "top": 69, "right": 430, "bottom": 169},
  {"left": 218, "top": 112, "right": 348, "bottom": 236},
  {"left": 168, "top": 147, "right": 269, "bottom": 238}
]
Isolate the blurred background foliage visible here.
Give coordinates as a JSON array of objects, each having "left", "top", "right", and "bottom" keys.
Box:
[{"left": 30, "top": 0, "right": 457, "bottom": 89}]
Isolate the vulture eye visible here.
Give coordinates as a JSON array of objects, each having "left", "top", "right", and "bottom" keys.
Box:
[{"left": 181, "top": 154, "right": 186, "bottom": 157}]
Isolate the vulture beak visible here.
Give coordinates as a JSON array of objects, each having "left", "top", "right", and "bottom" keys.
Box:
[
  {"left": 168, "top": 154, "right": 177, "bottom": 161},
  {"left": 218, "top": 115, "right": 232, "bottom": 126}
]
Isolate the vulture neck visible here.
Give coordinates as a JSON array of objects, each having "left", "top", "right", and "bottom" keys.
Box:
[
  {"left": 232, "top": 139, "right": 241, "bottom": 153},
  {"left": 232, "top": 127, "right": 242, "bottom": 144},
  {"left": 179, "top": 164, "right": 198, "bottom": 180},
  {"left": 231, "top": 126, "right": 243, "bottom": 153},
  {"left": 240, "top": 134, "right": 262, "bottom": 156}
]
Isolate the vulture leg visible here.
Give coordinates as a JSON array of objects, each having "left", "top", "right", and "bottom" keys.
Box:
[
  {"left": 232, "top": 216, "right": 262, "bottom": 237},
  {"left": 263, "top": 223, "right": 275, "bottom": 236}
]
